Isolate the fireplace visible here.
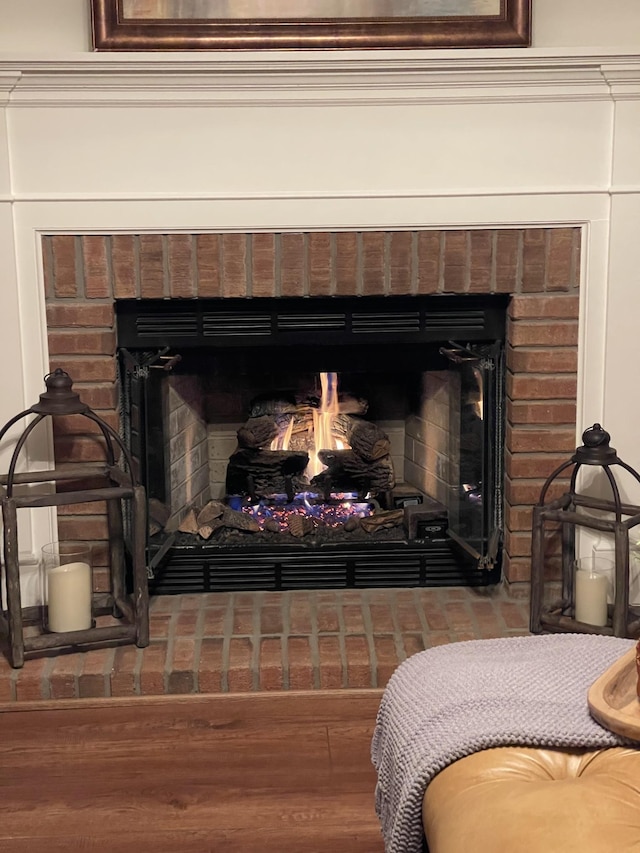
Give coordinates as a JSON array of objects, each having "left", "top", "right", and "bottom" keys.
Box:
[
  {"left": 115, "top": 294, "right": 508, "bottom": 592},
  {"left": 43, "top": 226, "right": 579, "bottom": 595}
]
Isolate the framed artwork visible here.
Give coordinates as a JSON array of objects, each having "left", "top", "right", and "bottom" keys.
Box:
[{"left": 91, "top": 1, "right": 531, "bottom": 51}]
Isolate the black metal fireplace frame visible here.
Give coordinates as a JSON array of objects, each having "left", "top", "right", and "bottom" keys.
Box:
[{"left": 116, "top": 294, "right": 508, "bottom": 592}]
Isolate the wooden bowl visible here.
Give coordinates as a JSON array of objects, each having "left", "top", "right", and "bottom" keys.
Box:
[{"left": 588, "top": 647, "right": 640, "bottom": 741}]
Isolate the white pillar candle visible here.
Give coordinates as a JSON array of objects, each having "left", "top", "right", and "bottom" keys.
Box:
[
  {"left": 575, "top": 569, "right": 609, "bottom": 627},
  {"left": 46, "top": 561, "right": 92, "bottom": 633}
]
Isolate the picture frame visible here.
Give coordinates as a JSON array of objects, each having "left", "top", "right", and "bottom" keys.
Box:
[{"left": 91, "top": 1, "right": 531, "bottom": 52}]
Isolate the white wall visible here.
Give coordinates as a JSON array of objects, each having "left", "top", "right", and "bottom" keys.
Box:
[{"left": 0, "top": 3, "right": 639, "bottom": 575}]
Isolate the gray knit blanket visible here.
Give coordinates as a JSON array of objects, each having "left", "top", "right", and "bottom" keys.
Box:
[{"left": 371, "top": 633, "right": 636, "bottom": 853}]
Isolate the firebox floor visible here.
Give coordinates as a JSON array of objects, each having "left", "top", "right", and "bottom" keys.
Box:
[{"left": 0, "top": 583, "right": 530, "bottom": 703}]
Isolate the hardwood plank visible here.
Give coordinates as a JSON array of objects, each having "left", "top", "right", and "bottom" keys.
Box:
[{"left": 0, "top": 690, "right": 384, "bottom": 853}]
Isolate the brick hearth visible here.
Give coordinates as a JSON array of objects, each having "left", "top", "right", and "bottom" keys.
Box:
[
  {"left": 43, "top": 226, "right": 580, "bottom": 591},
  {"left": 0, "top": 586, "right": 530, "bottom": 703}
]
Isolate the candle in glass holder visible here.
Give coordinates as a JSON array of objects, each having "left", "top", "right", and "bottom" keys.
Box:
[
  {"left": 42, "top": 543, "right": 92, "bottom": 633},
  {"left": 574, "top": 556, "right": 612, "bottom": 627}
]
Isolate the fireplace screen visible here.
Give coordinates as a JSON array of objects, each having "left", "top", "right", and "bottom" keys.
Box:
[{"left": 116, "top": 295, "right": 506, "bottom": 592}]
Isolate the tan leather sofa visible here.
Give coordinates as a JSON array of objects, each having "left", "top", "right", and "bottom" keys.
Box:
[{"left": 423, "top": 745, "right": 640, "bottom": 853}]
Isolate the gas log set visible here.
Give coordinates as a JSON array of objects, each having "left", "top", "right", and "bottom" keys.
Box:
[{"left": 175, "top": 372, "right": 407, "bottom": 547}]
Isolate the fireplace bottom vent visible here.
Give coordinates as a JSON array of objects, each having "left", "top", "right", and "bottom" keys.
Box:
[{"left": 147, "top": 540, "right": 500, "bottom": 594}]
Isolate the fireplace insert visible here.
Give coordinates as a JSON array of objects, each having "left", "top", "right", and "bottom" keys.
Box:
[{"left": 116, "top": 294, "right": 507, "bottom": 593}]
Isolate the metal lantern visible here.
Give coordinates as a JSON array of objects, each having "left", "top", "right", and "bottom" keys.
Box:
[
  {"left": 0, "top": 369, "right": 149, "bottom": 667},
  {"left": 530, "top": 424, "right": 640, "bottom": 639}
]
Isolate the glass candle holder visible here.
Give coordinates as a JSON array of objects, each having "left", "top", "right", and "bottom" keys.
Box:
[
  {"left": 574, "top": 555, "right": 613, "bottom": 627},
  {"left": 41, "top": 542, "right": 92, "bottom": 633}
]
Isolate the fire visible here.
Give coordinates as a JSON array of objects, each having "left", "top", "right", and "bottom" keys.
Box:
[{"left": 270, "top": 371, "right": 345, "bottom": 480}]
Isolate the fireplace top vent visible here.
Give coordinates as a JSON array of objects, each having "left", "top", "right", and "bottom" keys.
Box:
[{"left": 116, "top": 295, "right": 507, "bottom": 349}]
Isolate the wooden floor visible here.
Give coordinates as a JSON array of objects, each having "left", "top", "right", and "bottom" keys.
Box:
[{"left": 0, "top": 690, "right": 385, "bottom": 852}]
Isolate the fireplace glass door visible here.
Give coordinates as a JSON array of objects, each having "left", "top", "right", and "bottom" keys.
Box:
[{"left": 116, "top": 295, "right": 506, "bottom": 592}]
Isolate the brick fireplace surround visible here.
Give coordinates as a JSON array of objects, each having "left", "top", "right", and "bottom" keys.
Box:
[{"left": 0, "top": 225, "right": 578, "bottom": 701}]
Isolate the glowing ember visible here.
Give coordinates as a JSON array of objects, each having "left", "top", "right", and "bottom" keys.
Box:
[{"left": 240, "top": 492, "right": 373, "bottom": 532}]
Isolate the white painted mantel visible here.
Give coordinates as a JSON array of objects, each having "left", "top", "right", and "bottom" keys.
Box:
[{"left": 0, "top": 48, "right": 640, "bottom": 567}]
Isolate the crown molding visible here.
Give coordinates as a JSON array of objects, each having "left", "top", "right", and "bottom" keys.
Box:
[{"left": 1, "top": 51, "right": 639, "bottom": 107}]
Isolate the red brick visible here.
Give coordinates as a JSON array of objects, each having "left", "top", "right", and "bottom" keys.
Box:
[
  {"left": 227, "top": 637, "right": 253, "bottom": 692},
  {"left": 402, "top": 633, "right": 425, "bottom": 658},
  {"left": 443, "top": 601, "right": 474, "bottom": 633},
  {"left": 82, "top": 236, "right": 111, "bottom": 298},
  {"left": 167, "top": 637, "right": 197, "bottom": 694},
  {"left": 506, "top": 426, "right": 577, "bottom": 455},
  {"left": 389, "top": 231, "right": 412, "bottom": 295},
  {"left": 46, "top": 303, "right": 114, "bottom": 328},
  {"left": 109, "top": 645, "right": 140, "bottom": 697},
  {"left": 57, "top": 516, "right": 108, "bottom": 540},
  {"left": 416, "top": 231, "right": 441, "bottom": 294},
  {"left": 112, "top": 234, "right": 137, "bottom": 298},
  {"left": 395, "top": 591, "right": 425, "bottom": 632},
  {"left": 231, "top": 603, "right": 255, "bottom": 636},
  {"left": 288, "top": 593, "right": 313, "bottom": 634},
  {"left": 202, "top": 604, "right": 230, "bottom": 636},
  {"left": 258, "top": 637, "right": 283, "bottom": 691},
  {"left": 287, "top": 636, "right": 315, "bottom": 690},
  {"left": 221, "top": 233, "right": 248, "bottom": 298},
  {"left": 510, "top": 320, "right": 578, "bottom": 347},
  {"left": 280, "top": 232, "right": 305, "bottom": 297},
  {"left": 368, "top": 602, "right": 396, "bottom": 634},
  {"left": 344, "top": 635, "right": 371, "bottom": 688},
  {"left": 318, "top": 635, "right": 343, "bottom": 689},
  {"left": 48, "top": 330, "right": 116, "bottom": 356},
  {"left": 51, "top": 235, "right": 78, "bottom": 298},
  {"left": 139, "top": 234, "right": 165, "bottom": 298},
  {"left": 507, "top": 374, "right": 577, "bottom": 401},
  {"left": 198, "top": 638, "right": 224, "bottom": 693},
  {"left": 14, "top": 657, "right": 49, "bottom": 702},
  {"left": 139, "top": 642, "right": 167, "bottom": 695},
  {"left": 259, "top": 602, "right": 284, "bottom": 635},
  {"left": 362, "top": 231, "right": 385, "bottom": 296},
  {"left": 49, "top": 356, "right": 116, "bottom": 383},
  {"left": 78, "top": 647, "right": 113, "bottom": 698},
  {"left": 546, "top": 229, "right": 576, "bottom": 290},
  {"left": 373, "top": 634, "right": 400, "bottom": 688},
  {"left": 49, "top": 652, "right": 81, "bottom": 699},
  {"left": 317, "top": 601, "right": 340, "bottom": 633},
  {"left": 196, "top": 234, "right": 222, "bottom": 297},
  {"left": 342, "top": 603, "right": 365, "bottom": 634},
  {"left": 252, "top": 232, "right": 276, "bottom": 297},
  {"left": 509, "top": 400, "right": 577, "bottom": 425},
  {"left": 495, "top": 229, "right": 520, "bottom": 293},
  {"left": 168, "top": 234, "right": 195, "bottom": 298},
  {"left": 505, "top": 451, "right": 569, "bottom": 479},
  {"left": 308, "top": 232, "right": 332, "bottom": 297},
  {"left": 469, "top": 598, "right": 504, "bottom": 638},
  {"left": 469, "top": 230, "right": 493, "bottom": 293},
  {"left": 442, "top": 231, "right": 467, "bottom": 293},
  {"left": 335, "top": 232, "right": 358, "bottom": 296},
  {"left": 416, "top": 590, "right": 448, "bottom": 631},
  {"left": 507, "top": 347, "right": 577, "bottom": 373},
  {"left": 505, "top": 529, "right": 533, "bottom": 558},
  {"left": 505, "top": 504, "right": 533, "bottom": 532},
  {"left": 521, "top": 229, "right": 546, "bottom": 293},
  {"left": 499, "top": 601, "right": 529, "bottom": 630},
  {"left": 509, "top": 294, "right": 579, "bottom": 320}
]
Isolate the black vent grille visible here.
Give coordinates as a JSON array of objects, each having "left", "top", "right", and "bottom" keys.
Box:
[
  {"left": 135, "top": 313, "right": 198, "bottom": 338},
  {"left": 277, "top": 313, "right": 346, "bottom": 332},
  {"left": 424, "top": 310, "right": 486, "bottom": 330},
  {"left": 147, "top": 541, "right": 500, "bottom": 594},
  {"left": 352, "top": 312, "right": 421, "bottom": 334},
  {"left": 117, "top": 295, "right": 507, "bottom": 349},
  {"left": 202, "top": 312, "right": 272, "bottom": 337}
]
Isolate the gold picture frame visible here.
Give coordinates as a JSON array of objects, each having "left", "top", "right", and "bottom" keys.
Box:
[{"left": 91, "top": 0, "right": 531, "bottom": 51}]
